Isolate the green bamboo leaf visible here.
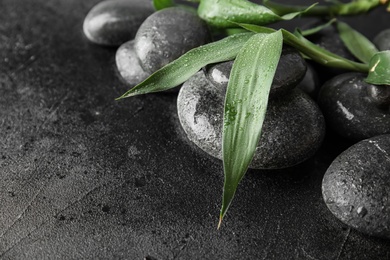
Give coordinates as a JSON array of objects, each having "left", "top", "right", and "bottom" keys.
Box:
[
  {"left": 116, "top": 32, "right": 254, "bottom": 99},
  {"left": 263, "top": 0, "right": 382, "bottom": 16},
  {"left": 239, "top": 23, "right": 368, "bottom": 72},
  {"left": 219, "top": 31, "right": 283, "bottom": 228},
  {"left": 153, "top": 0, "right": 175, "bottom": 10},
  {"left": 337, "top": 21, "right": 379, "bottom": 64},
  {"left": 198, "top": 0, "right": 313, "bottom": 28},
  {"left": 299, "top": 18, "right": 336, "bottom": 36},
  {"left": 366, "top": 51, "right": 390, "bottom": 85}
]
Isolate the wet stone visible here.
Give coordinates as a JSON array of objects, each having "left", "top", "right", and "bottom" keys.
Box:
[
  {"left": 296, "top": 63, "right": 320, "bottom": 99},
  {"left": 205, "top": 46, "right": 307, "bottom": 97},
  {"left": 177, "top": 71, "right": 325, "bottom": 169},
  {"left": 373, "top": 28, "right": 390, "bottom": 51},
  {"left": 134, "top": 7, "right": 210, "bottom": 74},
  {"left": 115, "top": 40, "right": 149, "bottom": 86},
  {"left": 83, "top": 0, "right": 154, "bottom": 46},
  {"left": 322, "top": 134, "right": 390, "bottom": 239},
  {"left": 318, "top": 72, "right": 390, "bottom": 141}
]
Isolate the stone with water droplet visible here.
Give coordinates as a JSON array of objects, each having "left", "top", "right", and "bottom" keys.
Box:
[
  {"left": 204, "top": 46, "right": 307, "bottom": 97},
  {"left": 177, "top": 71, "right": 325, "bottom": 169},
  {"left": 83, "top": 0, "right": 154, "bottom": 46},
  {"left": 115, "top": 40, "right": 149, "bottom": 86},
  {"left": 134, "top": 7, "right": 210, "bottom": 74},
  {"left": 318, "top": 73, "right": 390, "bottom": 141},
  {"left": 322, "top": 134, "right": 390, "bottom": 239}
]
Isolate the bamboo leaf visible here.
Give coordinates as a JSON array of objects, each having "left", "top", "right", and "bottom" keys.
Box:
[
  {"left": 366, "top": 51, "right": 390, "bottom": 85},
  {"left": 219, "top": 31, "right": 283, "bottom": 227},
  {"left": 299, "top": 18, "right": 336, "bottom": 36},
  {"left": 153, "top": 0, "right": 175, "bottom": 11},
  {"left": 198, "top": 0, "right": 313, "bottom": 28},
  {"left": 263, "top": 0, "right": 382, "bottom": 16},
  {"left": 239, "top": 23, "right": 368, "bottom": 72},
  {"left": 116, "top": 32, "right": 254, "bottom": 99},
  {"left": 337, "top": 21, "right": 379, "bottom": 64}
]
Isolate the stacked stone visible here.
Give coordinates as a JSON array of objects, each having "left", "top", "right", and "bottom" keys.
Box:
[
  {"left": 82, "top": 2, "right": 390, "bottom": 239},
  {"left": 83, "top": 0, "right": 210, "bottom": 87},
  {"left": 177, "top": 47, "right": 326, "bottom": 169}
]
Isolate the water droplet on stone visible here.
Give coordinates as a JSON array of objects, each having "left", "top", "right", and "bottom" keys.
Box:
[{"left": 357, "top": 206, "right": 368, "bottom": 217}]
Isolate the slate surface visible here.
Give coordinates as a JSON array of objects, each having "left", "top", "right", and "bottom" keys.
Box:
[{"left": 0, "top": 0, "right": 389, "bottom": 259}]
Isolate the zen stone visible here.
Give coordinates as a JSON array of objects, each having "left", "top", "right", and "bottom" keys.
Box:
[
  {"left": 322, "top": 134, "right": 390, "bottom": 239},
  {"left": 116, "top": 40, "right": 149, "bottom": 86},
  {"left": 177, "top": 71, "right": 325, "bottom": 169},
  {"left": 318, "top": 73, "right": 390, "bottom": 141},
  {"left": 83, "top": 0, "right": 154, "bottom": 46},
  {"left": 296, "top": 63, "right": 320, "bottom": 99},
  {"left": 205, "top": 46, "right": 307, "bottom": 97},
  {"left": 134, "top": 7, "right": 210, "bottom": 74},
  {"left": 373, "top": 28, "right": 390, "bottom": 51}
]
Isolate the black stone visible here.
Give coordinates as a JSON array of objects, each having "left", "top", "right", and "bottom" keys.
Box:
[
  {"left": 322, "top": 134, "right": 390, "bottom": 239},
  {"left": 83, "top": 0, "right": 154, "bottom": 46},
  {"left": 296, "top": 63, "right": 320, "bottom": 100},
  {"left": 205, "top": 46, "right": 307, "bottom": 97},
  {"left": 134, "top": 7, "right": 210, "bottom": 74},
  {"left": 373, "top": 28, "right": 390, "bottom": 51},
  {"left": 318, "top": 73, "right": 390, "bottom": 141},
  {"left": 115, "top": 40, "right": 149, "bottom": 87},
  {"left": 177, "top": 71, "right": 325, "bottom": 169}
]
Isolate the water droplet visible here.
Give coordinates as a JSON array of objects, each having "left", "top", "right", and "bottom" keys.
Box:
[{"left": 357, "top": 206, "right": 368, "bottom": 217}]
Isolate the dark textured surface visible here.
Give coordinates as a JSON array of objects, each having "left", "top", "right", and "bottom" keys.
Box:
[{"left": 1, "top": 0, "right": 390, "bottom": 259}]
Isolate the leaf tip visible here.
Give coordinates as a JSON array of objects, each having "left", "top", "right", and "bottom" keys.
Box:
[
  {"left": 115, "top": 94, "right": 130, "bottom": 101},
  {"left": 217, "top": 215, "right": 223, "bottom": 230}
]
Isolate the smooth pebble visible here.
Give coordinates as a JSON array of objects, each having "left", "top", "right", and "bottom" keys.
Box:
[
  {"left": 373, "top": 28, "right": 390, "bottom": 51},
  {"left": 318, "top": 73, "right": 390, "bottom": 141},
  {"left": 322, "top": 134, "right": 390, "bottom": 239},
  {"left": 116, "top": 40, "right": 149, "bottom": 86},
  {"left": 83, "top": 0, "right": 154, "bottom": 46},
  {"left": 177, "top": 71, "right": 325, "bottom": 169},
  {"left": 134, "top": 7, "right": 210, "bottom": 74}
]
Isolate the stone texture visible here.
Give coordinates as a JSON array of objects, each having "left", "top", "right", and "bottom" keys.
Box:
[
  {"left": 322, "top": 134, "right": 390, "bottom": 239},
  {"left": 373, "top": 28, "right": 390, "bottom": 51},
  {"left": 318, "top": 73, "right": 390, "bottom": 141},
  {"left": 177, "top": 71, "right": 325, "bottom": 169},
  {"left": 83, "top": 0, "right": 154, "bottom": 46},
  {"left": 205, "top": 46, "right": 307, "bottom": 97},
  {"left": 115, "top": 40, "right": 149, "bottom": 86},
  {"left": 134, "top": 7, "right": 210, "bottom": 74}
]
